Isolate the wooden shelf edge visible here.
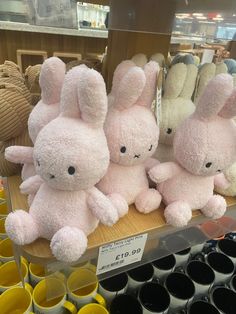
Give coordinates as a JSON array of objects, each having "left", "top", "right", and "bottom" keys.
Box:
[{"left": 4, "top": 175, "right": 236, "bottom": 265}]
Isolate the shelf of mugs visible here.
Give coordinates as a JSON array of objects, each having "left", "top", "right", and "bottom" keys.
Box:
[{"left": 3, "top": 175, "right": 236, "bottom": 279}]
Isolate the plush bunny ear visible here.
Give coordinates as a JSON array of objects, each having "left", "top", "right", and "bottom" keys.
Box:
[
  {"left": 60, "top": 64, "right": 87, "bottom": 117},
  {"left": 195, "top": 73, "right": 234, "bottom": 120},
  {"left": 215, "top": 62, "right": 228, "bottom": 75},
  {"left": 150, "top": 53, "right": 165, "bottom": 67},
  {"left": 131, "top": 53, "right": 148, "bottom": 68},
  {"left": 194, "top": 63, "right": 216, "bottom": 103},
  {"left": 110, "top": 60, "right": 135, "bottom": 96},
  {"left": 77, "top": 67, "right": 107, "bottom": 127},
  {"left": 163, "top": 63, "right": 187, "bottom": 99},
  {"left": 219, "top": 89, "right": 236, "bottom": 119},
  {"left": 40, "top": 57, "right": 65, "bottom": 105},
  {"left": 136, "top": 61, "right": 159, "bottom": 108},
  {"left": 113, "top": 66, "right": 146, "bottom": 111},
  {"left": 179, "top": 64, "right": 198, "bottom": 99}
]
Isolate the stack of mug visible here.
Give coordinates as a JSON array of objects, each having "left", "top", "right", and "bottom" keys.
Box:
[
  {"left": 98, "top": 236, "right": 236, "bottom": 314},
  {"left": 1, "top": 236, "right": 236, "bottom": 314}
]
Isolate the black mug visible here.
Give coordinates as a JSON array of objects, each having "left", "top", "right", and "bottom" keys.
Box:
[
  {"left": 185, "top": 260, "right": 215, "bottom": 296},
  {"left": 206, "top": 251, "right": 235, "bottom": 285},
  {"left": 138, "top": 282, "right": 170, "bottom": 314},
  {"left": 210, "top": 286, "right": 236, "bottom": 314},
  {"left": 188, "top": 300, "right": 220, "bottom": 314},
  {"left": 165, "top": 272, "right": 195, "bottom": 311},
  {"left": 127, "top": 264, "right": 154, "bottom": 293},
  {"left": 99, "top": 272, "right": 128, "bottom": 304},
  {"left": 216, "top": 238, "right": 236, "bottom": 265},
  {"left": 110, "top": 293, "right": 143, "bottom": 314}
]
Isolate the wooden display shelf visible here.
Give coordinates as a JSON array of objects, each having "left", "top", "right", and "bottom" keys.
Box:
[{"left": 5, "top": 175, "right": 236, "bottom": 265}]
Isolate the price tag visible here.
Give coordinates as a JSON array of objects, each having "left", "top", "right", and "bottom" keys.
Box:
[{"left": 96, "top": 233, "right": 148, "bottom": 275}]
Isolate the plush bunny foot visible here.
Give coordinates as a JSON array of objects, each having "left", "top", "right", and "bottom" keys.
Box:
[
  {"left": 201, "top": 195, "right": 226, "bottom": 219},
  {"left": 164, "top": 201, "right": 192, "bottom": 227},
  {"left": 135, "top": 189, "right": 162, "bottom": 214},
  {"left": 107, "top": 193, "right": 129, "bottom": 218},
  {"left": 51, "top": 227, "right": 87, "bottom": 263},
  {"left": 5, "top": 210, "right": 39, "bottom": 245}
]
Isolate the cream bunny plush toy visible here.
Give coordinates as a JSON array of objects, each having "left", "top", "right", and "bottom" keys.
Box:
[
  {"left": 149, "top": 74, "right": 236, "bottom": 227},
  {"left": 154, "top": 63, "right": 198, "bottom": 162},
  {"left": 5, "top": 65, "right": 121, "bottom": 263},
  {"left": 97, "top": 60, "right": 162, "bottom": 213},
  {"left": 5, "top": 57, "right": 65, "bottom": 181}
]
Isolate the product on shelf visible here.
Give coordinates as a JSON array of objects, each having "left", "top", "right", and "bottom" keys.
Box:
[
  {"left": 153, "top": 62, "right": 198, "bottom": 162},
  {"left": 5, "top": 57, "right": 65, "bottom": 192},
  {"left": 97, "top": 60, "right": 162, "bottom": 214},
  {"left": 25, "top": 64, "right": 42, "bottom": 106},
  {"left": 5, "top": 64, "right": 123, "bottom": 263},
  {"left": 149, "top": 73, "right": 236, "bottom": 227}
]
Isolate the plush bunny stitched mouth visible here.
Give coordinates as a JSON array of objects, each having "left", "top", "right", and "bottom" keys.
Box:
[{"left": 134, "top": 154, "right": 140, "bottom": 158}]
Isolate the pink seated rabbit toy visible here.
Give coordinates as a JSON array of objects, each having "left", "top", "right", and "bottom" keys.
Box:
[
  {"left": 5, "top": 57, "right": 65, "bottom": 181},
  {"left": 5, "top": 65, "right": 122, "bottom": 263},
  {"left": 149, "top": 74, "right": 236, "bottom": 227},
  {"left": 97, "top": 60, "right": 162, "bottom": 213}
]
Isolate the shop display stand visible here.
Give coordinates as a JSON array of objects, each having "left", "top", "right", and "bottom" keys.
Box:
[{"left": 4, "top": 175, "right": 236, "bottom": 279}]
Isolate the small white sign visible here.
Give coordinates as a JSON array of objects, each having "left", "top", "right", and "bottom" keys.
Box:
[{"left": 96, "top": 234, "right": 148, "bottom": 275}]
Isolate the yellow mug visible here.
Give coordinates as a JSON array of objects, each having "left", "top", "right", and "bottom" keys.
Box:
[
  {"left": 0, "top": 198, "right": 7, "bottom": 218},
  {"left": 0, "top": 286, "right": 33, "bottom": 314},
  {"left": 0, "top": 237, "right": 14, "bottom": 263},
  {"left": 0, "top": 217, "right": 7, "bottom": 240},
  {"left": 33, "top": 277, "right": 77, "bottom": 314},
  {"left": 67, "top": 268, "right": 106, "bottom": 310},
  {"left": 0, "top": 259, "right": 29, "bottom": 293},
  {"left": 29, "top": 263, "right": 46, "bottom": 287},
  {"left": 78, "top": 304, "right": 109, "bottom": 314},
  {"left": 0, "top": 188, "right": 6, "bottom": 199}
]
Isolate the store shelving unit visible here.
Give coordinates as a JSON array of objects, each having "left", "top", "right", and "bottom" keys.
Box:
[{"left": 4, "top": 175, "right": 236, "bottom": 279}]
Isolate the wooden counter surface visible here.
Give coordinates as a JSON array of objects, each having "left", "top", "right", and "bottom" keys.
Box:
[{"left": 6, "top": 176, "right": 236, "bottom": 263}]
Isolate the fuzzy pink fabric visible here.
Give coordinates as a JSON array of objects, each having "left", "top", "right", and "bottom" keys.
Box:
[
  {"left": 97, "top": 60, "right": 162, "bottom": 213},
  {"left": 6, "top": 65, "right": 120, "bottom": 263},
  {"left": 5, "top": 57, "right": 65, "bottom": 180},
  {"left": 149, "top": 74, "right": 236, "bottom": 227}
]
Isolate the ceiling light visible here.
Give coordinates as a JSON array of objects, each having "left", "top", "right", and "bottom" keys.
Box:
[
  {"left": 216, "top": 14, "right": 222, "bottom": 18},
  {"left": 193, "top": 13, "right": 203, "bottom": 16},
  {"left": 196, "top": 16, "right": 207, "bottom": 20},
  {"left": 213, "top": 17, "right": 224, "bottom": 21}
]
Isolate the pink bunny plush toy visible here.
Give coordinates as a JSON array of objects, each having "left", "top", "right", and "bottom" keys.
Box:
[
  {"left": 5, "top": 65, "right": 121, "bottom": 263},
  {"left": 5, "top": 57, "right": 65, "bottom": 182},
  {"left": 97, "top": 60, "right": 162, "bottom": 213},
  {"left": 149, "top": 74, "right": 236, "bottom": 227}
]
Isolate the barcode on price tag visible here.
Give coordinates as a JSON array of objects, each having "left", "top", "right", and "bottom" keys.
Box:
[{"left": 96, "top": 233, "right": 148, "bottom": 275}]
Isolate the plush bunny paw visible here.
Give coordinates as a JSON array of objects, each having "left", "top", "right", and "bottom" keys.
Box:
[
  {"left": 107, "top": 193, "right": 128, "bottom": 218},
  {"left": 135, "top": 189, "right": 162, "bottom": 214},
  {"left": 148, "top": 166, "right": 168, "bottom": 184},
  {"left": 5, "top": 210, "right": 39, "bottom": 245},
  {"left": 164, "top": 201, "right": 192, "bottom": 227},
  {"left": 201, "top": 195, "right": 226, "bottom": 219},
  {"left": 51, "top": 227, "right": 87, "bottom": 263}
]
